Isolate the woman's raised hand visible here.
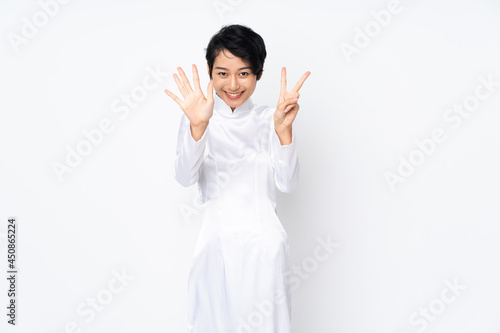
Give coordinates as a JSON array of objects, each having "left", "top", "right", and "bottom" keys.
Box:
[
  {"left": 164, "top": 64, "right": 214, "bottom": 127},
  {"left": 274, "top": 67, "right": 310, "bottom": 130}
]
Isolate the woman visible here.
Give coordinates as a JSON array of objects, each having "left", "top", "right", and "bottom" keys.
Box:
[{"left": 165, "top": 24, "right": 310, "bottom": 333}]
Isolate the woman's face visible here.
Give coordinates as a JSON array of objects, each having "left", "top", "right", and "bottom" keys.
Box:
[{"left": 209, "top": 49, "right": 260, "bottom": 111}]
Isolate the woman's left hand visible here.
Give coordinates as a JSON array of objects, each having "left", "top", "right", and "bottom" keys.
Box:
[{"left": 274, "top": 67, "right": 310, "bottom": 143}]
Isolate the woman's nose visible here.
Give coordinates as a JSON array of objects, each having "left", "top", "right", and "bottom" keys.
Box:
[{"left": 229, "top": 76, "right": 238, "bottom": 90}]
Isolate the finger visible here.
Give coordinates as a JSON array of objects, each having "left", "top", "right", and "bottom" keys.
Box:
[
  {"left": 291, "top": 71, "right": 311, "bottom": 93},
  {"left": 286, "top": 91, "right": 300, "bottom": 100},
  {"left": 164, "top": 89, "right": 183, "bottom": 107},
  {"left": 192, "top": 64, "right": 202, "bottom": 91},
  {"left": 177, "top": 67, "right": 194, "bottom": 93},
  {"left": 206, "top": 80, "right": 214, "bottom": 103},
  {"left": 173, "top": 73, "right": 187, "bottom": 98},
  {"left": 280, "top": 67, "right": 287, "bottom": 100},
  {"left": 278, "top": 97, "right": 298, "bottom": 112},
  {"left": 285, "top": 103, "right": 299, "bottom": 114}
]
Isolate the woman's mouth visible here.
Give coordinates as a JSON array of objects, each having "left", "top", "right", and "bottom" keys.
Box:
[{"left": 224, "top": 91, "right": 244, "bottom": 99}]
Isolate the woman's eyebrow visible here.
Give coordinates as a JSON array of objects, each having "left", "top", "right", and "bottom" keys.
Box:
[{"left": 214, "top": 66, "right": 252, "bottom": 71}]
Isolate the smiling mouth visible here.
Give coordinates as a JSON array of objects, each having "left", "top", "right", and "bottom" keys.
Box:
[{"left": 224, "top": 91, "right": 244, "bottom": 99}]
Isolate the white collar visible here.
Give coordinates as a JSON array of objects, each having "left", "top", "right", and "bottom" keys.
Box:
[{"left": 214, "top": 92, "right": 254, "bottom": 118}]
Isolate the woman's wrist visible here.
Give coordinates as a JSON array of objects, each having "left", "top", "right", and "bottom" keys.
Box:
[
  {"left": 190, "top": 121, "right": 209, "bottom": 142},
  {"left": 274, "top": 126, "right": 292, "bottom": 145}
]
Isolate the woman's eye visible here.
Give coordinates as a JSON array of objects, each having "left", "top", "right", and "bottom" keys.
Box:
[
  {"left": 240, "top": 72, "right": 249, "bottom": 76},
  {"left": 218, "top": 72, "right": 227, "bottom": 76}
]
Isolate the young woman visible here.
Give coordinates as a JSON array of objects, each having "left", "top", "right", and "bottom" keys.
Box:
[{"left": 165, "top": 24, "right": 310, "bottom": 333}]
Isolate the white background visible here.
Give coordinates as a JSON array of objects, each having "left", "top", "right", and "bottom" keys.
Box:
[{"left": 1, "top": 0, "right": 499, "bottom": 332}]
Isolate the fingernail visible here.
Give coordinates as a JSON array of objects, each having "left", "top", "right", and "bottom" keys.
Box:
[{"left": 293, "top": 98, "right": 298, "bottom": 102}]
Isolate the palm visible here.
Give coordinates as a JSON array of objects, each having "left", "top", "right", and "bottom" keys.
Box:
[{"left": 164, "top": 64, "right": 214, "bottom": 126}]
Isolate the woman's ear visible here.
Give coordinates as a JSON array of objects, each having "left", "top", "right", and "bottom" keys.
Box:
[
  {"left": 257, "top": 71, "right": 263, "bottom": 81},
  {"left": 207, "top": 62, "right": 211, "bottom": 79}
]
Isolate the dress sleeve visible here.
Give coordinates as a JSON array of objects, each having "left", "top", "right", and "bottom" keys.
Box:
[
  {"left": 271, "top": 127, "right": 300, "bottom": 193},
  {"left": 172, "top": 113, "right": 209, "bottom": 187}
]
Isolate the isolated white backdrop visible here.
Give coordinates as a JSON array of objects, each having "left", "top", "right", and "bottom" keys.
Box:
[{"left": 1, "top": 0, "right": 499, "bottom": 332}]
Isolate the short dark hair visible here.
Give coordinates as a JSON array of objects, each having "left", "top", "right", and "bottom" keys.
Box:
[{"left": 205, "top": 24, "right": 267, "bottom": 80}]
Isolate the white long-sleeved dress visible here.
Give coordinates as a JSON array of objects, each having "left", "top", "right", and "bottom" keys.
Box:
[{"left": 173, "top": 92, "right": 300, "bottom": 333}]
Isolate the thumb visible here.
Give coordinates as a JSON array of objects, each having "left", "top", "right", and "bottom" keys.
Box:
[{"left": 207, "top": 80, "right": 214, "bottom": 103}]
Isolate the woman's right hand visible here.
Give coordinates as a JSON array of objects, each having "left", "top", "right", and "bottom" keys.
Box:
[{"left": 164, "top": 64, "right": 214, "bottom": 128}]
